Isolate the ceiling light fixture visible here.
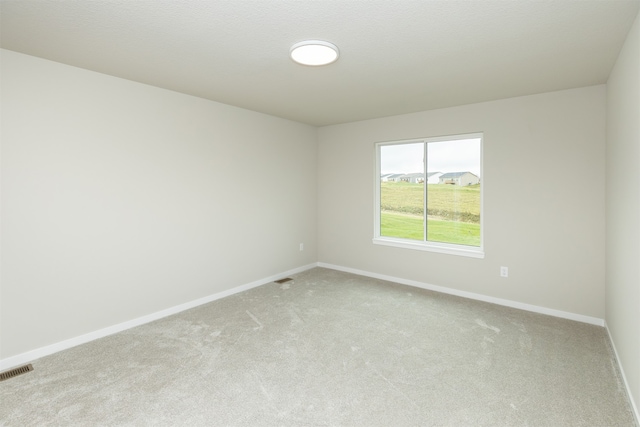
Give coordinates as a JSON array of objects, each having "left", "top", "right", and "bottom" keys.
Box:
[{"left": 290, "top": 40, "right": 339, "bottom": 66}]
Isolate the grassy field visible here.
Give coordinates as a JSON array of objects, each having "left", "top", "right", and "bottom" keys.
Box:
[{"left": 380, "top": 182, "right": 480, "bottom": 246}]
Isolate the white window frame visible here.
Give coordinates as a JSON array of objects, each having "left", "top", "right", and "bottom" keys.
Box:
[{"left": 373, "top": 133, "right": 484, "bottom": 259}]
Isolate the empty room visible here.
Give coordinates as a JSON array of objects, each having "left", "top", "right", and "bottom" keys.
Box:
[{"left": 1, "top": 1, "right": 639, "bottom": 425}]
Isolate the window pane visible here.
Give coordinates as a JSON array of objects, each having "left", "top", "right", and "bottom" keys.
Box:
[
  {"left": 380, "top": 143, "right": 424, "bottom": 240},
  {"left": 426, "top": 138, "right": 481, "bottom": 246}
]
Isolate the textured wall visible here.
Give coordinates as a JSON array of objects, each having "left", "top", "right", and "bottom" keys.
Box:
[
  {"left": 318, "top": 86, "right": 606, "bottom": 319},
  {"left": 606, "top": 11, "right": 640, "bottom": 418},
  {"left": 0, "top": 49, "right": 318, "bottom": 359}
]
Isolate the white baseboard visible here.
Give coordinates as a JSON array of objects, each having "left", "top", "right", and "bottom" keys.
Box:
[
  {"left": 0, "top": 263, "right": 317, "bottom": 372},
  {"left": 317, "top": 262, "right": 605, "bottom": 326},
  {"left": 605, "top": 322, "right": 640, "bottom": 425}
]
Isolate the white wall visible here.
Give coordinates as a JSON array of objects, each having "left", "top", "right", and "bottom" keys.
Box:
[
  {"left": 318, "top": 86, "right": 606, "bottom": 319},
  {"left": 0, "top": 49, "right": 317, "bottom": 360},
  {"left": 606, "top": 11, "right": 640, "bottom": 416}
]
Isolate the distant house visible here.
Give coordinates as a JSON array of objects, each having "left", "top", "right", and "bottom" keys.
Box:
[
  {"left": 426, "top": 172, "right": 443, "bottom": 184},
  {"left": 382, "top": 173, "right": 405, "bottom": 182},
  {"left": 438, "top": 172, "right": 480, "bottom": 186},
  {"left": 399, "top": 172, "right": 424, "bottom": 183}
]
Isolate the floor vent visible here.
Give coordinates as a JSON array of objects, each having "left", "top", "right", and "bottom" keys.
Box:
[
  {"left": 274, "top": 278, "right": 293, "bottom": 284},
  {"left": 0, "top": 364, "right": 34, "bottom": 382}
]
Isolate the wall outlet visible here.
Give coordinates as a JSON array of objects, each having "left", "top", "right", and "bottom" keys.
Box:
[
  {"left": 299, "top": 243, "right": 304, "bottom": 251},
  {"left": 500, "top": 266, "right": 508, "bottom": 278}
]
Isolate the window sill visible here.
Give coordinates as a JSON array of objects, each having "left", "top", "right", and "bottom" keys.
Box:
[{"left": 372, "top": 237, "right": 485, "bottom": 259}]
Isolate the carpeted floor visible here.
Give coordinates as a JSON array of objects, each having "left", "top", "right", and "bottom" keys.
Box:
[{"left": 0, "top": 267, "right": 637, "bottom": 426}]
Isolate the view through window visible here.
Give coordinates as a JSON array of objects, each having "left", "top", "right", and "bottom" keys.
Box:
[{"left": 376, "top": 134, "right": 482, "bottom": 254}]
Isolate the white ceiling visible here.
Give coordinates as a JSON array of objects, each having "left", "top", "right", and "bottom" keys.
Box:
[{"left": 1, "top": 0, "right": 639, "bottom": 126}]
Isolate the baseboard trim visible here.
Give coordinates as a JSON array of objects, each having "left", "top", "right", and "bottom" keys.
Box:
[
  {"left": 317, "top": 262, "right": 605, "bottom": 326},
  {"left": 605, "top": 322, "right": 640, "bottom": 425},
  {"left": 0, "top": 263, "right": 317, "bottom": 371}
]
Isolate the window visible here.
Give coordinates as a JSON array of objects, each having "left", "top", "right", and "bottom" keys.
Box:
[{"left": 374, "top": 133, "right": 483, "bottom": 258}]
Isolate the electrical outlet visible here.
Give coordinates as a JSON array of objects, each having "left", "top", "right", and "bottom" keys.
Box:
[
  {"left": 299, "top": 243, "right": 304, "bottom": 251},
  {"left": 500, "top": 266, "right": 508, "bottom": 278}
]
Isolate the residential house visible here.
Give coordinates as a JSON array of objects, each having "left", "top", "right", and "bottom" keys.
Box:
[
  {"left": 399, "top": 172, "right": 424, "bottom": 183},
  {"left": 438, "top": 172, "right": 480, "bottom": 186},
  {"left": 382, "top": 173, "right": 405, "bottom": 182},
  {"left": 426, "top": 172, "right": 443, "bottom": 184}
]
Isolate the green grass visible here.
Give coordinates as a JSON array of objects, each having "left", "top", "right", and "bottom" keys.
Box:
[
  {"left": 381, "top": 182, "right": 480, "bottom": 223},
  {"left": 427, "top": 217, "right": 480, "bottom": 246},
  {"left": 380, "top": 182, "right": 481, "bottom": 246},
  {"left": 380, "top": 212, "right": 424, "bottom": 240},
  {"left": 381, "top": 212, "right": 481, "bottom": 246}
]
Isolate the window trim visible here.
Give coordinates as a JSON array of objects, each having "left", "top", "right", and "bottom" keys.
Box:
[{"left": 373, "top": 133, "right": 484, "bottom": 259}]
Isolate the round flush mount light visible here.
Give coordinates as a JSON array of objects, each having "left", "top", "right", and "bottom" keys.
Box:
[{"left": 290, "top": 40, "right": 339, "bottom": 66}]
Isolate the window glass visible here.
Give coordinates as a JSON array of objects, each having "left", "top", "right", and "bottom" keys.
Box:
[
  {"left": 380, "top": 143, "right": 424, "bottom": 240},
  {"left": 376, "top": 134, "right": 482, "bottom": 256},
  {"left": 426, "top": 138, "right": 481, "bottom": 246}
]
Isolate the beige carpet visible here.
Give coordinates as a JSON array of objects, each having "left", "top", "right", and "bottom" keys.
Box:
[{"left": 0, "top": 267, "right": 636, "bottom": 426}]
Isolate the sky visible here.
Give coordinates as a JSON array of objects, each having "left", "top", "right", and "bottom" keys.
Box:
[{"left": 380, "top": 137, "right": 481, "bottom": 177}]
